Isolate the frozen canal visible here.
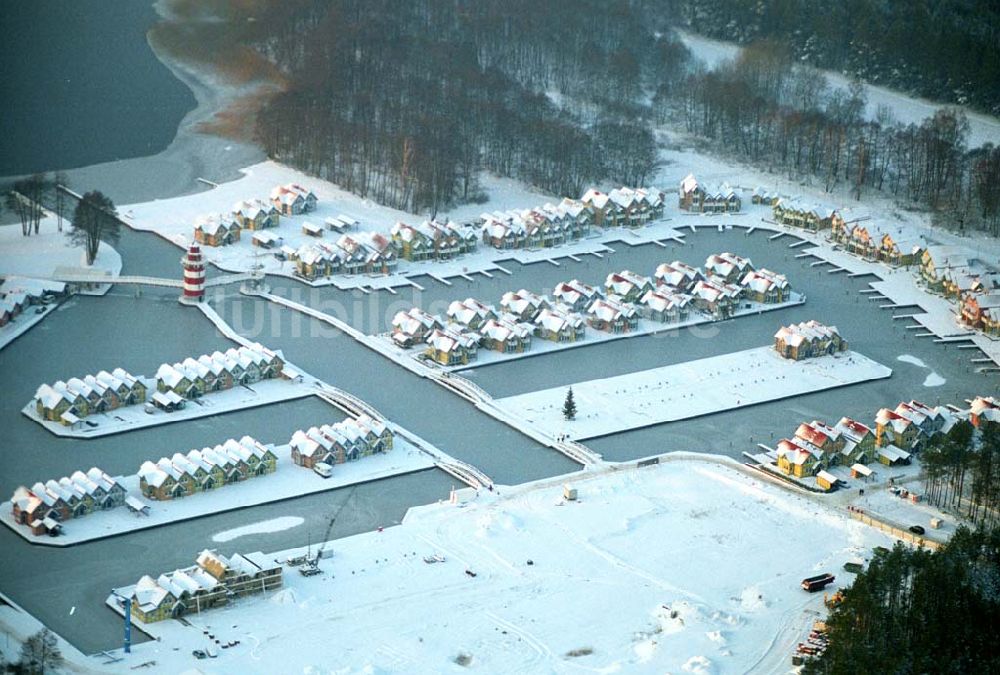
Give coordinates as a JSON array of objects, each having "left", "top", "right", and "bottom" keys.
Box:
[{"left": 1, "top": 224, "right": 995, "bottom": 653}]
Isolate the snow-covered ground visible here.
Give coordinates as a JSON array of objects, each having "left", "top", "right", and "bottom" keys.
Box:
[
  {"left": 675, "top": 30, "right": 1000, "bottom": 149},
  {"left": 496, "top": 347, "right": 892, "bottom": 440},
  {"left": 22, "top": 377, "right": 317, "bottom": 438},
  {"left": 0, "top": 437, "right": 433, "bottom": 546},
  {"left": 119, "top": 160, "right": 687, "bottom": 289},
  {"left": 99, "top": 456, "right": 895, "bottom": 675},
  {"left": 379, "top": 294, "right": 805, "bottom": 373},
  {"left": 0, "top": 217, "right": 122, "bottom": 282}
]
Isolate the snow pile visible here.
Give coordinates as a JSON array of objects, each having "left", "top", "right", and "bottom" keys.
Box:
[
  {"left": 898, "top": 353, "right": 946, "bottom": 387},
  {"left": 682, "top": 655, "right": 714, "bottom": 674},
  {"left": 212, "top": 516, "right": 304, "bottom": 543},
  {"left": 737, "top": 586, "right": 767, "bottom": 612}
]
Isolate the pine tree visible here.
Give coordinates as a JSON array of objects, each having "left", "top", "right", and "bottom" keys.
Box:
[{"left": 562, "top": 388, "right": 577, "bottom": 421}]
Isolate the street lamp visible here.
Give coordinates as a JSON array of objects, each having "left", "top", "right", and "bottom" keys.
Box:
[{"left": 111, "top": 590, "right": 131, "bottom": 654}]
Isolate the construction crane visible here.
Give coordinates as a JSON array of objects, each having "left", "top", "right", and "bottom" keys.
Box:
[{"left": 300, "top": 486, "right": 356, "bottom": 576}]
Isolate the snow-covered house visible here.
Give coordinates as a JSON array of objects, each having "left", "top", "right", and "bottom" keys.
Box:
[
  {"left": 678, "top": 174, "right": 704, "bottom": 211},
  {"left": 690, "top": 278, "right": 739, "bottom": 318},
  {"left": 11, "top": 467, "right": 126, "bottom": 533},
  {"left": 390, "top": 222, "right": 431, "bottom": 261},
  {"left": 751, "top": 187, "right": 782, "bottom": 206},
  {"left": 604, "top": 271, "right": 654, "bottom": 303},
  {"left": 391, "top": 307, "right": 442, "bottom": 348},
  {"left": 424, "top": 327, "right": 478, "bottom": 366},
  {"left": 232, "top": 199, "right": 279, "bottom": 230},
  {"left": 775, "top": 438, "right": 821, "bottom": 477},
  {"left": 500, "top": 289, "right": 550, "bottom": 322},
  {"left": 557, "top": 197, "right": 595, "bottom": 231},
  {"left": 773, "top": 321, "right": 847, "bottom": 360},
  {"left": 270, "top": 183, "right": 317, "bottom": 216},
  {"left": 873, "top": 409, "right": 920, "bottom": 450},
  {"left": 793, "top": 421, "right": 846, "bottom": 466},
  {"left": 679, "top": 175, "right": 740, "bottom": 213},
  {"left": 701, "top": 184, "right": 741, "bottom": 213},
  {"left": 139, "top": 437, "right": 276, "bottom": 500},
  {"left": 654, "top": 261, "right": 704, "bottom": 293},
  {"left": 156, "top": 345, "right": 282, "bottom": 399},
  {"left": 552, "top": 279, "right": 603, "bottom": 312},
  {"left": 481, "top": 218, "right": 524, "bottom": 249},
  {"left": 35, "top": 369, "right": 145, "bottom": 423},
  {"left": 479, "top": 314, "right": 533, "bottom": 353},
  {"left": 638, "top": 289, "right": 691, "bottom": 323},
  {"left": 772, "top": 199, "right": 837, "bottom": 231},
  {"left": 833, "top": 417, "right": 877, "bottom": 464},
  {"left": 586, "top": 297, "right": 639, "bottom": 333},
  {"left": 290, "top": 416, "right": 393, "bottom": 468},
  {"left": 447, "top": 298, "right": 497, "bottom": 330},
  {"left": 581, "top": 189, "right": 617, "bottom": 227},
  {"left": 969, "top": 396, "right": 1000, "bottom": 427},
  {"left": 194, "top": 214, "right": 241, "bottom": 247},
  {"left": 740, "top": 269, "right": 790, "bottom": 303},
  {"left": 704, "top": 253, "right": 754, "bottom": 284},
  {"left": 920, "top": 245, "right": 973, "bottom": 292},
  {"left": 607, "top": 187, "right": 662, "bottom": 227},
  {"left": 126, "top": 550, "right": 282, "bottom": 623},
  {"left": 532, "top": 306, "right": 585, "bottom": 342}
]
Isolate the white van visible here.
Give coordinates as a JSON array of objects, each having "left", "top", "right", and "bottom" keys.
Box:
[{"left": 313, "top": 462, "right": 333, "bottom": 478}]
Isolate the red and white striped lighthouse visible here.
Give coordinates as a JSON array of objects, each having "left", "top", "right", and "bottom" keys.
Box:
[{"left": 180, "top": 243, "right": 206, "bottom": 303}]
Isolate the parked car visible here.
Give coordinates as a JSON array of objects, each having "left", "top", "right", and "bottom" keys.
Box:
[
  {"left": 908, "top": 525, "right": 925, "bottom": 535},
  {"left": 313, "top": 462, "right": 333, "bottom": 478}
]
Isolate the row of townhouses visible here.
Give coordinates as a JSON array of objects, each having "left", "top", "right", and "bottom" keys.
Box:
[
  {"left": 35, "top": 369, "right": 147, "bottom": 425},
  {"left": 678, "top": 174, "right": 742, "bottom": 213},
  {"left": 480, "top": 186, "right": 665, "bottom": 251},
  {"left": 138, "top": 436, "right": 278, "bottom": 500},
  {"left": 390, "top": 220, "right": 479, "bottom": 261},
  {"left": 125, "top": 549, "right": 283, "bottom": 623},
  {"left": 391, "top": 252, "right": 791, "bottom": 364},
  {"left": 829, "top": 218, "right": 926, "bottom": 267},
  {"left": 773, "top": 320, "right": 848, "bottom": 360},
  {"left": 915, "top": 245, "right": 1000, "bottom": 337},
  {"left": 289, "top": 414, "right": 394, "bottom": 469},
  {"left": 10, "top": 468, "right": 126, "bottom": 535},
  {"left": 154, "top": 344, "right": 285, "bottom": 402},
  {"left": 775, "top": 397, "right": 997, "bottom": 488},
  {"left": 293, "top": 231, "right": 402, "bottom": 279}
]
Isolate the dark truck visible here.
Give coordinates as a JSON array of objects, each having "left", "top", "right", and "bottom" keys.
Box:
[{"left": 801, "top": 573, "right": 836, "bottom": 592}]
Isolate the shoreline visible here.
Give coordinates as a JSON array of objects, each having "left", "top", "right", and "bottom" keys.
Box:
[{"left": 0, "top": 0, "right": 266, "bottom": 206}]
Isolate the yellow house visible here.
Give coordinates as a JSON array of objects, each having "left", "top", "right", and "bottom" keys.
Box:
[{"left": 776, "top": 439, "right": 818, "bottom": 477}]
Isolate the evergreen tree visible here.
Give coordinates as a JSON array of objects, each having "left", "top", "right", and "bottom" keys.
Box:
[
  {"left": 562, "top": 388, "right": 577, "bottom": 421},
  {"left": 19, "top": 628, "right": 64, "bottom": 674},
  {"left": 806, "top": 526, "right": 1000, "bottom": 674}
]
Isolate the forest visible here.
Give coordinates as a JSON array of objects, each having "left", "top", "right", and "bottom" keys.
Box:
[
  {"left": 253, "top": 0, "right": 670, "bottom": 214},
  {"left": 922, "top": 419, "right": 1000, "bottom": 530},
  {"left": 671, "top": 0, "right": 1000, "bottom": 115},
  {"left": 806, "top": 526, "right": 1000, "bottom": 674},
  {"left": 238, "top": 0, "right": 1000, "bottom": 233}
]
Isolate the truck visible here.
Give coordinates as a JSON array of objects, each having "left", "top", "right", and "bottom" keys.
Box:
[{"left": 801, "top": 573, "right": 836, "bottom": 592}]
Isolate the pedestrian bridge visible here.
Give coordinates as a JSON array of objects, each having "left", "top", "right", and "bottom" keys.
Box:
[{"left": 45, "top": 272, "right": 256, "bottom": 288}]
